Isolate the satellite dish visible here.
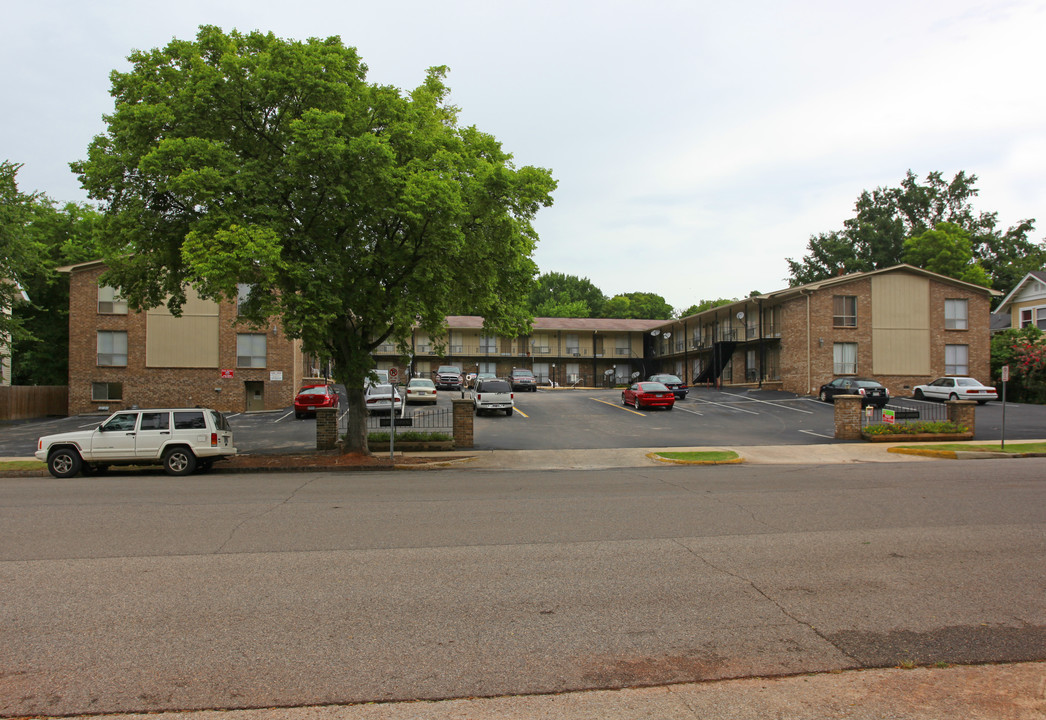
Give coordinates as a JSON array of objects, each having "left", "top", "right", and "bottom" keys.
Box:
[
  {"left": 630, "top": 371, "right": 641, "bottom": 380},
  {"left": 736, "top": 312, "right": 745, "bottom": 320},
  {"left": 604, "top": 368, "right": 615, "bottom": 376}
]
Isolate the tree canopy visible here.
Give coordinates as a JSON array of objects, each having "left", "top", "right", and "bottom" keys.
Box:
[
  {"left": 73, "top": 26, "right": 556, "bottom": 453},
  {"left": 677, "top": 298, "right": 736, "bottom": 318},
  {"left": 603, "top": 292, "right": 674, "bottom": 320},
  {"left": 0, "top": 161, "right": 40, "bottom": 355},
  {"left": 786, "top": 171, "right": 1042, "bottom": 293},
  {"left": 527, "top": 272, "right": 606, "bottom": 317}
]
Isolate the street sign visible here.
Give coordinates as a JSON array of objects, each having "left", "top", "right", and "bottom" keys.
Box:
[
  {"left": 379, "top": 417, "right": 413, "bottom": 427},
  {"left": 389, "top": 367, "right": 399, "bottom": 380},
  {"left": 1002, "top": 365, "right": 1010, "bottom": 382}
]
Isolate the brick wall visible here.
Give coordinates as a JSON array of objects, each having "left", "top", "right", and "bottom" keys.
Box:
[{"left": 68, "top": 264, "right": 303, "bottom": 415}]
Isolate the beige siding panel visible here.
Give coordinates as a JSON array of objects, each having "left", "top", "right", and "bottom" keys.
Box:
[
  {"left": 146, "top": 315, "right": 220, "bottom": 367},
  {"left": 146, "top": 287, "right": 219, "bottom": 318},
  {"left": 871, "top": 274, "right": 931, "bottom": 375},
  {"left": 872, "top": 328, "right": 930, "bottom": 375}
]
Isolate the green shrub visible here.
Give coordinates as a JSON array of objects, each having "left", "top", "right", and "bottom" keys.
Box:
[
  {"left": 863, "top": 421, "right": 968, "bottom": 435},
  {"left": 362, "top": 431, "right": 452, "bottom": 443}
]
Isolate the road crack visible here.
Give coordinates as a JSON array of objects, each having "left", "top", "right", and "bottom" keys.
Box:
[{"left": 214, "top": 477, "right": 317, "bottom": 553}]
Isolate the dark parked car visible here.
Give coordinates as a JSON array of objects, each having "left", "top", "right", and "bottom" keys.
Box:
[
  {"left": 293, "top": 384, "right": 340, "bottom": 418},
  {"left": 647, "top": 373, "right": 688, "bottom": 399},
  {"left": 817, "top": 378, "right": 889, "bottom": 408},
  {"left": 622, "top": 381, "right": 676, "bottom": 410}
]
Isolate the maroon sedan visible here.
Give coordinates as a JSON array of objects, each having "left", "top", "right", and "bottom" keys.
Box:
[
  {"left": 294, "top": 384, "right": 339, "bottom": 418},
  {"left": 622, "top": 381, "right": 676, "bottom": 410}
]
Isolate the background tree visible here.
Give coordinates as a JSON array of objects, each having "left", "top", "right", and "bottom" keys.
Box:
[
  {"left": 10, "top": 198, "right": 101, "bottom": 385},
  {"left": 527, "top": 272, "right": 605, "bottom": 317},
  {"left": 786, "top": 171, "right": 1041, "bottom": 295},
  {"left": 0, "top": 161, "right": 42, "bottom": 360},
  {"left": 900, "top": 222, "right": 990, "bottom": 287},
  {"left": 603, "top": 292, "right": 674, "bottom": 319},
  {"left": 73, "top": 27, "right": 556, "bottom": 453}
]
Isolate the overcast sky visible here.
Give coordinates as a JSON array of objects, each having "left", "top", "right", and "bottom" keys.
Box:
[{"left": 4, "top": 0, "right": 1045, "bottom": 311}]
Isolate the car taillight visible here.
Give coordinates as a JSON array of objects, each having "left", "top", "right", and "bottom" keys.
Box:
[
  {"left": 211, "top": 433, "right": 218, "bottom": 446},
  {"left": 510, "top": 393, "right": 514, "bottom": 399},
  {"left": 858, "top": 388, "right": 866, "bottom": 395}
]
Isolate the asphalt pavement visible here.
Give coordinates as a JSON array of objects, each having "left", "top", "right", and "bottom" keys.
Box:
[{"left": 5, "top": 440, "right": 1045, "bottom": 720}]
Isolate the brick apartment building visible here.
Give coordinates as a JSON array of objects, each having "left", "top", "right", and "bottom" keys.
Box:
[
  {"left": 61, "top": 260, "right": 305, "bottom": 414},
  {"left": 60, "top": 261, "right": 996, "bottom": 415},
  {"left": 647, "top": 264, "right": 998, "bottom": 398}
]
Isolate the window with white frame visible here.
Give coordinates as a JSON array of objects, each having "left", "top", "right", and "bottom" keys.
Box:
[
  {"left": 833, "top": 296, "right": 857, "bottom": 327},
  {"left": 615, "top": 335, "right": 630, "bottom": 356},
  {"left": 945, "top": 344, "right": 969, "bottom": 375},
  {"left": 833, "top": 342, "right": 857, "bottom": 374},
  {"left": 236, "top": 333, "right": 267, "bottom": 368},
  {"left": 97, "top": 331, "right": 127, "bottom": 366},
  {"left": 945, "top": 299, "right": 968, "bottom": 330},
  {"left": 566, "top": 333, "right": 580, "bottom": 356},
  {"left": 97, "top": 286, "right": 127, "bottom": 314}
]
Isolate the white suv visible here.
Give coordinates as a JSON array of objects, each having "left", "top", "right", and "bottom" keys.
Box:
[
  {"left": 36, "top": 408, "right": 236, "bottom": 478},
  {"left": 473, "top": 378, "right": 514, "bottom": 416}
]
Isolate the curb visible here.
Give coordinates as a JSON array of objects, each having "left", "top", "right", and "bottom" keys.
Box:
[{"left": 888, "top": 447, "right": 1046, "bottom": 460}]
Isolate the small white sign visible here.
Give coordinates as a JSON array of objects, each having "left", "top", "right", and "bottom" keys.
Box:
[
  {"left": 1002, "top": 365, "right": 1010, "bottom": 382},
  {"left": 269, "top": 371, "right": 283, "bottom": 382}
]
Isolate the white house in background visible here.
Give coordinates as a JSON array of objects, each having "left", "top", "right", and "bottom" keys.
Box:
[{"left": 995, "top": 271, "right": 1046, "bottom": 331}]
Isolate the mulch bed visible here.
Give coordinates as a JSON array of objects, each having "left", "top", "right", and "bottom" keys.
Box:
[{"left": 223, "top": 451, "right": 437, "bottom": 471}]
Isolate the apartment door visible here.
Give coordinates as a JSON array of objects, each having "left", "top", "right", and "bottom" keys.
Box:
[{"left": 245, "top": 381, "right": 265, "bottom": 411}]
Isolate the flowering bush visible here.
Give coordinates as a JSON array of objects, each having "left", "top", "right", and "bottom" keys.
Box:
[{"left": 863, "top": 421, "right": 968, "bottom": 435}]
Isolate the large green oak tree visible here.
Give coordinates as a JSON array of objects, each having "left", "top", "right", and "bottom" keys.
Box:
[{"left": 73, "top": 27, "right": 556, "bottom": 453}]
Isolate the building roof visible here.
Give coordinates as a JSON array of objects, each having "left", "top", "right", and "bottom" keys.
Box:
[
  {"left": 995, "top": 270, "right": 1046, "bottom": 313},
  {"left": 444, "top": 315, "right": 665, "bottom": 332}
]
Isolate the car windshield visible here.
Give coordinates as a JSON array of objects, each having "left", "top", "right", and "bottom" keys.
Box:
[
  {"left": 655, "top": 375, "right": 682, "bottom": 383},
  {"left": 409, "top": 379, "right": 434, "bottom": 387},
  {"left": 955, "top": 378, "right": 980, "bottom": 386},
  {"left": 639, "top": 382, "right": 670, "bottom": 392},
  {"left": 209, "top": 410, "right": 231, "bottom": 431},
  {"left": 298, "top": 386, "right": 328, "bottom": 396},
  {"left": 853, "top": 380, "right": 882, "bottom": 388},
  {"left": 438, "top": 367, "right": 460, "bottom": 374},
  {"left": 479, "top": 380, "right": 511, "bottom": 392},
  {"left": 513, "top": 370, "right": 534, "bottom": 377}
]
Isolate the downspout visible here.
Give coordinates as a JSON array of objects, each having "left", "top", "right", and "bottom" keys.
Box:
[
  {"left": 756, "top": 298, "right": 763, "bottom": 389},
  {"left": 800, "top": 288, "right": 812, "bottom": 394},
  {"left": 683, "top": 319, "right": 688, "bottom": 384}
]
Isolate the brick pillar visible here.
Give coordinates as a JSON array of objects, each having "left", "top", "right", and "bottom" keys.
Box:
[
  {"left": 452, "top": 397, "right": 474, "bottom": 448},
  {"left": 946, "top": 400, "right": 976, "bottom": 435},
  {"left": 834, "top": 394, "right": 863, "bottom": 440},
  {"left": 316, "top": 407, "right": 338, "bottom": 450}
]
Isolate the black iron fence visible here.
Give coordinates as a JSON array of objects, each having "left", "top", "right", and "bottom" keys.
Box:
[
  {"left": 338, "top": 406, "right": 455, "bottom": 436},
  {"left": 860, "top": 399, "right": 947, "bottom": 428}
]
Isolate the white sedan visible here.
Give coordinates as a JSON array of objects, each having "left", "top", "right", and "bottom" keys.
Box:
[
  {"left": 913, "top": 377, "right": 998, "bottom": 404},
  {"left": 405, "top": 378, "right": 437, "bottom": 404},
  {"left": 364, "top": 383, "right": 404, "bottom": 413}
]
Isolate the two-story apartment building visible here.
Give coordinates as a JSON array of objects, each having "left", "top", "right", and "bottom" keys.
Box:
[
  {"left": 376, "top": 316, "right": 665, "bottom": 387},
  {"left": 61, "top": 260, "right": 305, "bottom": 414},
  {"left": 649, "top": 265, "right": 998, "bottom": 398}
]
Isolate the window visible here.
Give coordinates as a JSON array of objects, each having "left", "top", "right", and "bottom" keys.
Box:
[
  {"left": 945, "top": 345, "right": 969, "bottom": 375},
  {"left": 833, "top": 342, "right": 857, "bottom": 374},
  {"left": 1020, "top": 309, "right": 1033, "bottom": 327},
  {"left": 236, "top": 333, "right": 267, "bottom": 368},
  {"left": 97, "top": 286, "right": 127, "bottom": 314},
  {"left": 479, "top": 334, "right": 497, "bottom": 353},
  {"left": 945, "top": 299, "right": 968, "bottom": 330},
  {"left": 139, "top": 412, "right": 170, "bottom": 431},
  {"left": 91, "top": 382, "right": 122, "bottom": 401},
  {"left": 174, "top": 411, "right": 207, "bottom": 430},
  {"left": 833, "top": 296, "right": 857, "bottom": 327},
  {"left": 566, "top": 333, "right": 580, "bottom": 356},
  {"left": 97, "top": 331, "right": 127, "bottom": 366}
]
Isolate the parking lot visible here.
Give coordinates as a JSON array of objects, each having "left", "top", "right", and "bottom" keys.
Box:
[{"left": 4, "top": 386, "right": 1046, "bottom": 457}]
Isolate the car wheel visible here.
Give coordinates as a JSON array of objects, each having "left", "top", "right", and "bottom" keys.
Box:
[
  {"left": 295, "top": 412, "right": 303, "bottom": 419},
  {"left": 914, "top": 389, "right": 925, "bottom": 400},
  {"left": 666, "top": 404, "right": 674, "bottom": 410},
  {"left": 506, "top": 408, "right": 513, "bottom": 416},
  {"left": 163, "top": 447, "right": 197, "bottom": 476},
  {"left": 819, "top": 390, "right": 830, "bottom": 402},
  {"left": 622, "top": 394, "right": 628, "bottom": 406},
  {"left": 47, "top": 448, "right": 82, "bottom": 478},
  {"left": 949, "top": 393, "right": 959, "bottom": 401}
]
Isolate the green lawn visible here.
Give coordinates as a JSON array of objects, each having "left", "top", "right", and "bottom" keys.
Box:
[
  {"left": 0, "top": 460, "right": 46, "bottom": 471},
  {"left": 654, "top": 450, "right": 740, "bottom": 463},
  {"left": 893, "top": 441, "right": 1046, "bottom": 453}
]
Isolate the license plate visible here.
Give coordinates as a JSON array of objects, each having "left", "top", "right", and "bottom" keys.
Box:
[{"left": 308, "top": 406, "right": 316, "bottom": 410}]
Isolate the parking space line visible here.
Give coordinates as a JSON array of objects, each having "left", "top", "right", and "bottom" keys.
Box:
[
  {"left": 675, "top": 406, "right": 704, "bottom": 416},
  {"left": 694, "top": 399, "right": 760, "bottom": 415},
  {"left": 512, "top": 407, "right": 529, "bottom": 418},
  {"left": 592, "top": 397, "right": 645, "bottom": 415},
  {"left": 721, "top": 392, "right": 814, "bottom": 414},
  {"left": 799, "top": 429, "right": 834, "bottom": 439},
  {"left": 274, "top": 410, "right": 294, "bottom": 422}
]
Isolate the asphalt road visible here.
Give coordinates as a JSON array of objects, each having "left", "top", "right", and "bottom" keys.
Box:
[
  {"left": 2, "top": 459, "right": 1044, "bottom": 717},
  {"left": 6, "top": 387, "right": 1046, "bottom": 457}
]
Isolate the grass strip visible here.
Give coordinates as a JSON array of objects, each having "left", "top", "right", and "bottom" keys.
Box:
[
  {"left": 654, "top": 450, "right": 740, "bottom": 463},
  {"left": 0, "top": 460, "right": 46, "bottom": 471},
  {"left": 892, "top": 441, "right": 1046, "bottom": 453}
]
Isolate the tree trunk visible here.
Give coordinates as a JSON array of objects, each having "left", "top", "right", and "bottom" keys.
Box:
[{"left": 342, "top": 384, "right": 369, "bottom": 454}]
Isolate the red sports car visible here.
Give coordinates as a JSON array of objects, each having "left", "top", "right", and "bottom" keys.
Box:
[
  {"left": 294, "top": 384, "right": 339, "bottom": 418},
  {"left": 622, "top": 381, "right": 676, "bottom": 410}
]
